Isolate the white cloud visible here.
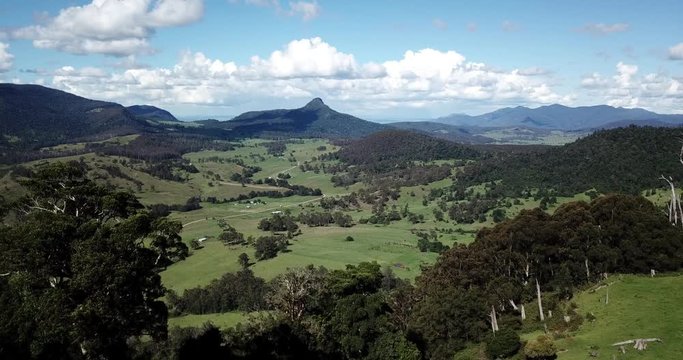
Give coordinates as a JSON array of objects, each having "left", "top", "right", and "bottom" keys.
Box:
[
  {"left": 577, "top": 23, "right": 630, "bottom": 35},
  {"left": 669, "top": 42, "right": 683, "bottom": 60},
  {"left": 248, "top": 37, "right": 357, "bottom": 78},
  {"left": 580, "top": 62, "right": 683, "bottom": 112},
  {"left": 11, "top": 0, "right": 204, "bottom": 56},
  {"left": 288, "top": 1, "right": 321, "bottom": 21},
  {"left": 45, "top": 37, "right": 569, "bottom": 114},
  {"left": 233, "top": 0, "right": 320, "bottom": 21},
  {"left": 0, "top": 42, "right": 14, "bottom": 72}
]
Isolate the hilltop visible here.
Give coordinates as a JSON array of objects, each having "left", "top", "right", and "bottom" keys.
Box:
[{"left": 202, "top": 98, "right": 387, "bottom": 139}]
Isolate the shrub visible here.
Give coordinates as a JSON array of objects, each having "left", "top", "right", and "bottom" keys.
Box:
[
  {"left": 523, "top": 335, "right": 557, "bottom": 360},
  {"left": 486, "top": 328, "right": 521, "bottom": 359}
]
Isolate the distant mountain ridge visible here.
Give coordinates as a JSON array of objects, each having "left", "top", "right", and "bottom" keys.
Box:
[
  {"left": 0, "top": 84, "right": 152, "bottom": 149},
  {"left": 202, "top": 98, "right": 386, "bottom": 138},
  {"left": 435, "top": 104, "right": 683, "bottom": 130}
]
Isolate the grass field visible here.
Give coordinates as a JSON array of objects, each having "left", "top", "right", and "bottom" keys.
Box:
[
  {"left": 168, "top": 312, "right": 255, "bottom": 330},
  {"left": 555, "top": 274, "right": 683, "bottom": 360}
]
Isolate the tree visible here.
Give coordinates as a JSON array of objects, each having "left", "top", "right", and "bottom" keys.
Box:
[
  {"left": 238, "top": 253, "right": 250, "bottom": 269},
  {"left": 219, "top": 222, "right": 246, "bottom": 246},
  {"left": 254, "top": 235, "right": 288, "bottom": 260},
  {"left": 0, "top": 162, "right": 178, "bottom": 358},
  {"left": 269, "top": 267, "right": 326, "bottom": 323}
]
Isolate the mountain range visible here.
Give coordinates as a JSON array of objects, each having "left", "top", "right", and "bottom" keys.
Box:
[
  {"left": 2, "top": 83, "right": 683, "bottom": 153},
  {"left": 433, "top": 104, "right": 683, "bottom": 130}
]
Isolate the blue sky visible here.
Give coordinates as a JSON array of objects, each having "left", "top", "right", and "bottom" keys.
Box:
[{"left": 0, "top": 0, "right": 681, "bottom": 120}]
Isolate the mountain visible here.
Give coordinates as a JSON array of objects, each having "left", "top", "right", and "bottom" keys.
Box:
[
  {"left": 127, "top": 105, "right": 178, "bottom": 122},
  {"left": 389, "top": 121, "right": 494, "bottom": 144},
  {"left": 435, "top": 104, "right": 683, "bottom": 130},
  {"left": 203, "top": 98, "right": 386, "bottom": 138},
  {"left": 0, "top": 84, "right": 150, "bottom": 149}
]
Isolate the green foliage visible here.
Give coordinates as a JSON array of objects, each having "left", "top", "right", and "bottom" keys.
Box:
[
  {"left": 460, "top": 126, "right": 683, "bottom": 196},
  {"left": 523, "top": 335, "right": 557, "bottom": 360},
  {"left": 218, "top": 220, "right": 246, "bottom": 246},
  {"left": 328, "top": 293, "right": 391, "bottom": 359},
  {"left": 254, "top": 235, "right": 288, "bottom": 261},
  {"left": 238, "top": 253, "right": 250, "bottom": 269},
  {"left": 409, "top": 286, "right": 488, "bottom": 359},
  {"left": 0, "top": 162, "right": 179, "bottom": 358},
  {"left": 168, "top": 269, "right": 267, "bottom": 314},
  {"left": 366, "top": 332, "right": 421, "bottom": 360},
  {"left": 326, "top": 262, "right": 384, "bottom": 297},
  {"left": 258, "top": 213, "right": 299, "bottom": 233},
  {"left": 486, "top": 328, "right": 521, "bottom": 359}
]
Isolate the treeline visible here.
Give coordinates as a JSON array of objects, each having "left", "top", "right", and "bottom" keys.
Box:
[
  {"left": 337, "top": 130, "right": 480, "bottom": 173},
  {"left": 458, "top": 126, "right": 683, "bottom": 196},
  {"left": 96, "top": 133, "right": 234, "bottom": 162},
  {"left": 167, "top": 270, "right": 268, "bottom": 314}
]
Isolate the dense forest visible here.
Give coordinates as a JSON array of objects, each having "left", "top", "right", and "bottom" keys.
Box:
[{"left": 459, "top": 126, "right": 683, "bottom": 195}]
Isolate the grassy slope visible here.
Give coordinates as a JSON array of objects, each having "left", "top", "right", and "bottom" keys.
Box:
[{"left": 557, "top": 274, "right": 683, "bottom": 360}]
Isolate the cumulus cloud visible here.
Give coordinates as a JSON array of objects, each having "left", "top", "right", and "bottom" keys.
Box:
[
  {"left": 0, "top": 42, "right": 13, "bottom": 72},
  {"left": 580, "top": 61, "right": 683, "bottom": 112},
  {"left": 577, "top": 22, "right": 630, "bottom": 35},
  {"left": 10, "top": 0, "right": 204, "bottom": 56},
  {"left": 669, "top": 42, "right": 683, "bottom": 60},
  {"left": 249, "top": 37, "right": 357, "bottom": 78},
  {"left": 45, "top": 37, "right": 569, "bottom": 114}
]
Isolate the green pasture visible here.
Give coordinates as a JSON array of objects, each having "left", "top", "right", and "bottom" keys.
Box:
[{"left": 557, "top": 274, "right": 683, "bottom": 360}]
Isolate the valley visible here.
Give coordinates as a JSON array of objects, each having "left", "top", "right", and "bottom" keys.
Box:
[{"left": 1, "top": 85, "right": 681, "bottom": 360}]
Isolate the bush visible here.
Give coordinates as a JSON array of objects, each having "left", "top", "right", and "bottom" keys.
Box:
[
  {"left": 523, "top": 335, "right": 557, "bottom": 360},
  {"left": 345, "top": 236, "right": 354, "bottom": 242},
  {"left": 486, "top": 328, "right": 521, "bottom": 359}
]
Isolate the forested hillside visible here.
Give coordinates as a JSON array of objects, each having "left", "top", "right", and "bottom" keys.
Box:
[
  {"left": 459, "top": 126, "right": 683, "bottom": 195},
  {"left": 0, "top": 84, "right": 150, "bottom": 150}
]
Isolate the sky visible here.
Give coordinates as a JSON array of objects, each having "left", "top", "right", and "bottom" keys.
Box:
[{"left": 0, "top": 0, "right": 682, "bottom": 121}]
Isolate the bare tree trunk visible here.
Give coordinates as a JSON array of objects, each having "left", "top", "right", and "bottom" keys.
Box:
[
  {"left": 521, "top": 304, "right": 526, "bottom": 320},
  {"left": 490, "top": 306, "right": 499, "bottom": 333},
  {"left": 585, "top": 258, "right": 590, "bottom": 282},
  {"left": 605, "top": 286, "right": 609, "bottom": 305},
  {"left": 536, "top": 278, "right": 545, "bottom": 321},
  {"left": 661, "top": 175, "right": 683, "bottom": 227}
]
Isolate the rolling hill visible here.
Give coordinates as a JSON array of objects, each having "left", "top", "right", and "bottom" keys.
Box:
[{"left": 389, "top": 121, "right": 495, "bottom": 144}]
